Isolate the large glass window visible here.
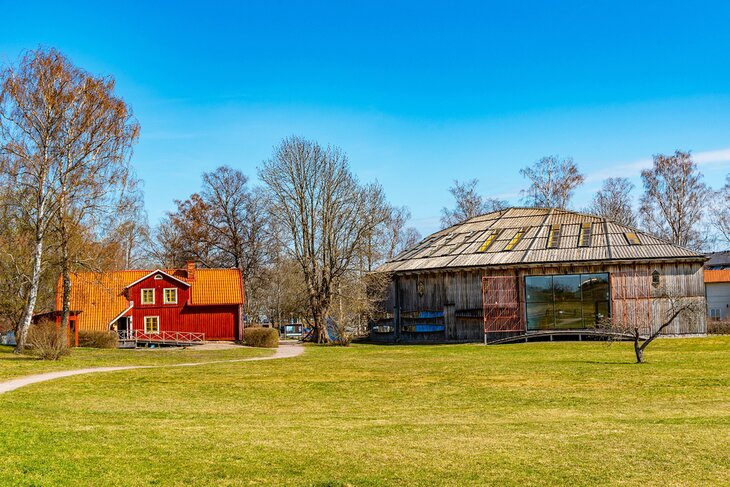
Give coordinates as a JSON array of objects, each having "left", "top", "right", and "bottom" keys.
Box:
[{"left": 526, "top": 273, "right": 610, "bottom": 330}]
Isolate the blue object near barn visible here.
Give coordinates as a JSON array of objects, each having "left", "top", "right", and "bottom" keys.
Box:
[{"left": 402, "top": 324, "right": 445, "bottom": 333}]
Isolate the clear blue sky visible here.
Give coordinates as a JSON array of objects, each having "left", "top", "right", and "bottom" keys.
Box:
[{"left": 2, "top": 1, "right": 729, "bottom": 235}]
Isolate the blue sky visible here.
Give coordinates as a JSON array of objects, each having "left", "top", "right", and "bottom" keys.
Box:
[{"left": 2, "top": 1, "right": 729, "bottom": 235}]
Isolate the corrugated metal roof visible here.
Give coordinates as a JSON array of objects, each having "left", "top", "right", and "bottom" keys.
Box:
[
  {"left": 377, "top": 207, "right": 705, "bottom": 273},
  {"left": 57, "top": 267, "right": 244, "bottom": 331},
  {"left": 705, "top": 269, "right": 730, "bottom": 283}
]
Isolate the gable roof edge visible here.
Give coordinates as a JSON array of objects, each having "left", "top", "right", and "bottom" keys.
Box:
[{"left": 124, "top": 269, "right": 191, "bottom": 289}]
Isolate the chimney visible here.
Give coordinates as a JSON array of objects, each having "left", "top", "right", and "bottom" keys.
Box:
[{"left": 186, "top": 261, "right": 196, "bottom": 282}]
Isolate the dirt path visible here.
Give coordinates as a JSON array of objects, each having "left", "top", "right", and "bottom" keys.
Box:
[{"left": 0, "top": 342, "right": 304, "bottom": 395}]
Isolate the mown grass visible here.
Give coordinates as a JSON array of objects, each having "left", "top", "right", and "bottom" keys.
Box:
[
  {"left": 0, "top": 344, "right": 273, "bottom": 381},
  {"left": 1, "top": 338, "right": 729, "bottom": 486}
]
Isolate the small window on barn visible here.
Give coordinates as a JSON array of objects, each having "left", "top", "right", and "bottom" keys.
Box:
[
  {"left": 578, "top": 223, "right": 592, "bottom": 247},
  {"left": 547, "top": 224, "right": 561, "bottom": 249},
  {"left": 141, "top": 288, "right": 155, "bottom": 305},
  {"left": 144, "top": 316, "right": 160, "bottom": 333},
  {"left": 478, "top": 229, "right": 502, "bottom": 252},
  {"left": 651, "top": 270, "right": 660, "bottom": 288},
  {"left": 625, "top": 232, "right": 641, "bottom": 245},
  {"left": 154, "top": 274, "right": 163, "bottom": 280},
  {"left": 164, "top": 288, "right": 178, "bottom": 304},
  {"left": 504, "top": 227, "right": 528, "bottom": 251}
]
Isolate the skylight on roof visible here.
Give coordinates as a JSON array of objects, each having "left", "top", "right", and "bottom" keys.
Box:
[
  {"left": 478, "top": 229, "right": 502, "bottom": 252},
  {"left": 578, "top": 223, "right": 592, "bottom": 247},
  {"left": 547, "top": 224, "right": 561, "bottom": 249},
  {"left": 505, "top": 227, "right": 528, "bottom": 251},
  {"left": 625, "top": 232, "right": 641, "bottom": 245}
]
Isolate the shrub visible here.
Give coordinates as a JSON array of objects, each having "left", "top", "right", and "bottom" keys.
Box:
[
  {"left": 708, "top": 320, "right": 730, "bottom": 335},
  {"left": 78, "top": 330, "right": 119, "bottom": 348},
  {"left": 244, "top": 327, "right": 279, "bottom": 348},
  {"left": 28, "top": 320, "right": 70, "bottom": 360},
  {"left": 330, "top": 321, "right": 353, "bottom": 347}
]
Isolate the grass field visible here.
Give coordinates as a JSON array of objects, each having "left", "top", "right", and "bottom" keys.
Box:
[{"left": 1, "top": 338, "right": 729, "bottom": 486}]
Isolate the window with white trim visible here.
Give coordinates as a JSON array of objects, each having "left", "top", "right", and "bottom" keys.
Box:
[
  {"left": 141, "top": 288, "right": 155, "bottom": 305},
  {"left": 144, "top": 316, "right": 160, "bottom": 333},
  {"left": 164, "top": 288, "right": 178, "bottom": 304}
]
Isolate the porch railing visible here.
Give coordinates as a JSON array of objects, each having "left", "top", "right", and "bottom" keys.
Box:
[{"left": 120, "top": 330, "right": 206, "bottom": 344}]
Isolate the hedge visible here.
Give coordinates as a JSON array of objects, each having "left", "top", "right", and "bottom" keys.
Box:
[{"left": 244, "top": 327, "right": 279, "bottom": 348}]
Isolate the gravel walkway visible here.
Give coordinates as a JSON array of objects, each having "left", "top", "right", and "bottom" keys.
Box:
[{"left": 0, "top": 342, "right": 303, "bottom": 395}]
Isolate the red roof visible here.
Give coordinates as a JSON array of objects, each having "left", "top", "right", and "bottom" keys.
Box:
[{"left": 705, "top": 269, "right": 730, "bottom": 283}]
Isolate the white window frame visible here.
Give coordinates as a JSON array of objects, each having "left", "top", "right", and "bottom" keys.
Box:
[
  {"left": 141, "top": 288, "right": 155, "bottom": 305},
  {"left": 144, "top": 316, "right": 160, "bottom": 333},
  {"left": 163, "top": 288, "right": 178, "bottom": 304}
]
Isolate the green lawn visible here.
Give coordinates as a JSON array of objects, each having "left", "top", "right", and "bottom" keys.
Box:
[
  {"left": 0, "top": 344, "right": 274, "bottom": 381},
  {"left": 1, "top": 338, "right": 729, "bottom": 486}
]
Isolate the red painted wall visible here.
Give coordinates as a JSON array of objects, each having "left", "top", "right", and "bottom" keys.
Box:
[{"left": 127, "top": 273, "right": 239, "bottom": 340}]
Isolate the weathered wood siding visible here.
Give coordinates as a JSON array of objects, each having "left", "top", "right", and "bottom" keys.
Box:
[{"left": 375, "top": 261, "right": 706, "bottom": 342}]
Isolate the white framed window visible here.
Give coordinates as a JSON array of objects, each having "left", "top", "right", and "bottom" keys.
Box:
[
  {"left": 141, "top": 288, "right": 155, "bottom": 305},
  {"left": 164, "top": 288, "right": 178, "bottom": 304},
  {"left": 154, "top": 274, "right": 163, "bottom": 280},
  {"left": 144, "top": 316, "right": 160, "bottom": 333}
]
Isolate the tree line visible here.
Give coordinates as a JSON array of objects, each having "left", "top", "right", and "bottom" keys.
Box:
[
  {"left": 440, "top": 154, "right": 729, "bottom": 251},
  {"left": 2, "top": 48, "right": 728, "bottom": 352},
  {"left": 0, "top": 47, "right": 421, "bottom": 349}
]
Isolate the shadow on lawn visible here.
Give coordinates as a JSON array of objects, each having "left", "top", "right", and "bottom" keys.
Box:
[
  {"left": 573, "top": 360, "right": 637, "bottom": 365},
  {"left": 0, "top": 345, "right": 40, "bottom": 361}
]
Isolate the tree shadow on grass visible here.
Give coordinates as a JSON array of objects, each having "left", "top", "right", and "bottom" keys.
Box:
[{"left": 573, "top": 360, "right": 637, "bottom": 365}]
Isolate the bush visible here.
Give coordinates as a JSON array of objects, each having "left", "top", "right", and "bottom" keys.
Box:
[
  {"left": 28, "top": 320, "right": 70, "bottom": 360},
  {"left": 708, "top": 320, "right": 730, "bottom": 335},
  {"left": 244, "top": 327, "right": 279, "bottom": 348},
  {"left": 78, "top": 330, "right": 119, "bottom": 348}
]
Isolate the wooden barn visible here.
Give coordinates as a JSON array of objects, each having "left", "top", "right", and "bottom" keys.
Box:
[
  {"left": 58, "top": 262, "right": 244, "bottom": 344},
  {"left": 372, "top": 207, "right": 707, "bottom": 343}
]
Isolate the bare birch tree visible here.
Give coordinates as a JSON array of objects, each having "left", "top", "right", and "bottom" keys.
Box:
[
  {"left": 709, "top": 174, "right": 730, "bottom": 246},
  {"left": 639, "top": 151, "right": 707, "bottom": 250},
  {"left": 259, "top": 136, "right": 389, "bottom": 343},
  {"left": 441, "top": 179, "right": 507, "bottom": 228},
  {"left": 0, "top": 48, "right": 139, "bottom": 352},
  {"left": 1, "top": 50, "right": 72, "bottom": 353},
  {"left": 520, "top": 155, "right": 585, "bottom": 209},
  {"left": 381, "top": 206, "right": 421, "bottom": 262},
  {"left": 587, "top": 177, "right": 637, "bottom": 226}
]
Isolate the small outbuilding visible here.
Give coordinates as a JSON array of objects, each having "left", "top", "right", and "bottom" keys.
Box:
[
  {"left": 372, "top": 207, "right": 707, "bottom": 343},
  {"left": 705, "top": 270, "right": 730, "bottom": 321}
]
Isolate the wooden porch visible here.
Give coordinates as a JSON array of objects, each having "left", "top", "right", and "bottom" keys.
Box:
[{"left": 118, "top": 331, "right": 206, "bottom": 348}]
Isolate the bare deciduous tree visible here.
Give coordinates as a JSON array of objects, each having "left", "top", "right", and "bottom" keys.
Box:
[
  {"left": 587, "top": 177, "right": 637, "bottom": 226},
  {"left": 382, "top": 206, "right": 421, "bottom": 261},
  {"left": 599, "top": 289, "right": 703, "bottom": 363},
  {"left": 259, "top": 136, "right": 389, "bottom": 343},
  {"left": 156, "top": 166, "right": 270, "bottom": 320},
  {"left": 0, "top": 48, "right": 139, "bottom": 352},
  {"left": 639, "top": 151, "right": 707, "bottom": 250},
  {"left": 0, "top": 51, "right": 67, "bottom": 353},
  {"left": 520, "top": 155, "right": 584, "bottom": 209},
  {"left": 709, "top": 174, "right": 730, "bottom": 246},
  {"left": 441, "top": 179, "right": 507, "bottom": 228}
]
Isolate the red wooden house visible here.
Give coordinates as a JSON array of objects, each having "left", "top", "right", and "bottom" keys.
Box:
[{"left": 58, "top": 262, "right": 244, "bottom": 343}]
